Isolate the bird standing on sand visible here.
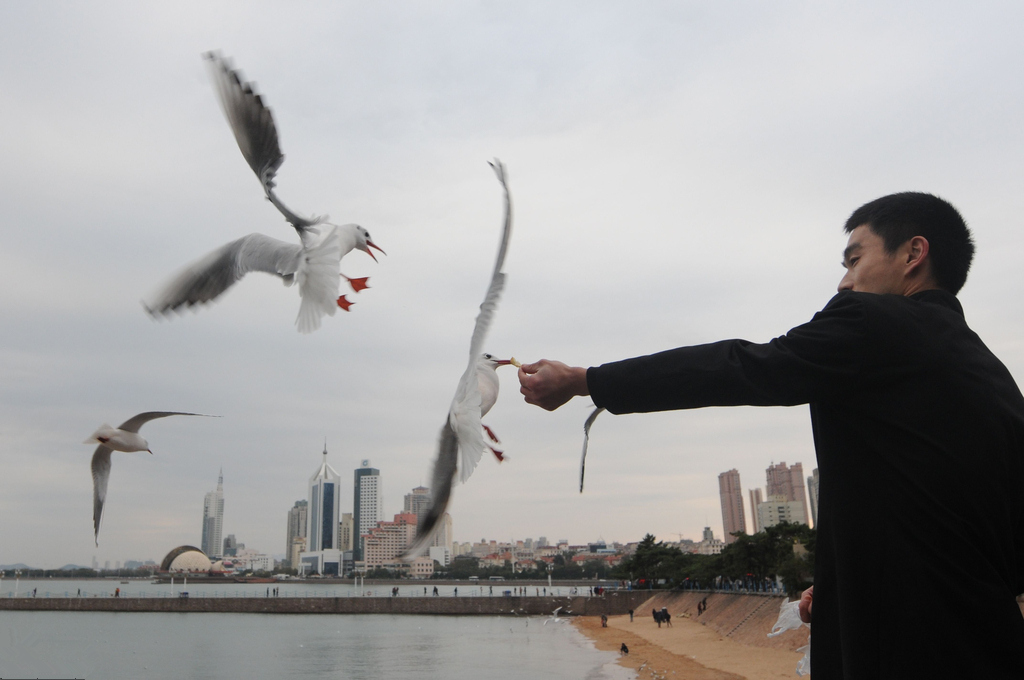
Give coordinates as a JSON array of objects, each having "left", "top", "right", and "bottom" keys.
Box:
[
  {"left": 404, "top": 160, "right": 514, "bottom": 559},
  {"left": 144, "top": 52, "right": 384, "bottom": 333},
  {"left": 87, "top": 411, "right": 214, "bottom": 545}
]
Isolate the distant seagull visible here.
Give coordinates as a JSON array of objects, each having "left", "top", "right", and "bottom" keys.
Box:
[
  {"left": 144, "top": 52, "right": 384, "bottom": 333},
  {"left": 578, "top": 407, "right": 605, "bottom": 492},
  {"left": 87, "top": 411, "right": 214, "bottom": 545},
  {"left": 403, "top": 160, "right": 514, "bottom": 560}
]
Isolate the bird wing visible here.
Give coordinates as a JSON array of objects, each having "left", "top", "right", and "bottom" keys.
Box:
[
  {"left": 116, "top": 411, "right": 215, "bottom": 434},
  {"left": 203, "top": 51, "right": 320, "bottom": 232},
  {"left": 144, "top": 233, "right": 302, "bottom": 316},
  {"left": 451, "top": 160, "right": 513, "bottom": 483},
  {"left": 91, "top": 445, "right": 113, "bottom": 545},
  {"left": 579, "top": 407, "right": 605, "bottom": 493},
  {"left": 403, "top": 421, "right": 458, "bottom": 560}
]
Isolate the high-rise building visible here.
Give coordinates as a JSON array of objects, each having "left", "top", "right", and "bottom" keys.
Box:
[
  {"left": 808, "top": 468, "right": 820, "bottom": 527},
  {"left": 757, "top": 494, "right": 807, "bottom": 530},
  {"left": 404, "top": 486, "right": 431, "bottom": 525},
  {"left": 298, "top": 444, "right": 343, "bottom": 577},
  {"left": 307, "top": 444, "right": 341, "bottom": 552},
  {"left": 201, "top": 470, "right": 225, "bottom": 558},
  {"left": 223, "top": 534, "right": 238, "bottom": 557},
  {"left": 363, "top": 512, "right": 417, "bottom": 570},
  {"left": 718, "top": 469, "right": 746, "bottom": 544},
  {"left": 285, "top": 500, "right": 308, "bottom": 565},
  {"left": 765, "top": 461, "right": 809, "bottom": 525},
  {"left": 339, "top": 513, "right": 354, "bottom": 552},
  {"left": 749, "top": 488, "right": 764, "bottom": 533},
  {"left": 353, "top": 460, "right": 383, "bottom": 562},
  {"left": 431, "top": 513, "right": 453, "bottom": 551}
]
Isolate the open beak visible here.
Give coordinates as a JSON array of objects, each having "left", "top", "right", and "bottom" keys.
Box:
[
  {"left": 365, "top": 240, "right": 386, "bottom": 262},
  {"left": 495, "top": 357, "right": 519, "bottom": 368}
]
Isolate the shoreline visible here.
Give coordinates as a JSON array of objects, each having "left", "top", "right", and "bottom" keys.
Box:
[{"left": 575, "top": 592, "right": 808, "bottom": 680}]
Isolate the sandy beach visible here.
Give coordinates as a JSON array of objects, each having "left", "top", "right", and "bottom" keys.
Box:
[{"left": 575, "top": 595, "right": 808, "bottom": 680}]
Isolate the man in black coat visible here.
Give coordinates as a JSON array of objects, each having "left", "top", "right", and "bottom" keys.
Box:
[{"left": 518, "top": 193, "right": 1024, "bottom": 678}]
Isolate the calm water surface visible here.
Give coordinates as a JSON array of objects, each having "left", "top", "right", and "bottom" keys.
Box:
[{"left": 0, "top": 611, "right": 635, "bottom": 680}]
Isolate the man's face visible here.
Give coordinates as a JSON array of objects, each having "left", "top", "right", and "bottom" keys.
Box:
[{"left": 838, "top": 224, "right": 905, "bottom": 294}]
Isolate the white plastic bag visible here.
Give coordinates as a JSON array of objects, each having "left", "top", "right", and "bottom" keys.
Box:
[{"left": 767, "top": 599, "right": 811, "bottom": 676}]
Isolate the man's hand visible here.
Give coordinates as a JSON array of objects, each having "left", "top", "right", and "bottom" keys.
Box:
[
  {"left": 798, "top": 586, "right": 813, "bottom": 624},
  {"left": 518, "top": 359, "right": 589, "bottom": 411}
]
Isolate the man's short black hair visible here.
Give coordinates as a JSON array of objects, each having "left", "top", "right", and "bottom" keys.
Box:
[{"left": 844, "top": 192, "right": 975, "bottom": 294}]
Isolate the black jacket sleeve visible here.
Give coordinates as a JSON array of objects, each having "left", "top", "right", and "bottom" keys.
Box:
[{"left": 587, "top": 291, "right": 874, "bottom": 414}]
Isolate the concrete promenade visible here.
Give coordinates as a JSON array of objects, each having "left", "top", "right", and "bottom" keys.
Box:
[{"left": 0, "top": 591, "right": 650, "bottom": 615}]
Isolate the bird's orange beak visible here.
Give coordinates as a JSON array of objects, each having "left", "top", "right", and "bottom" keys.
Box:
[
  {"left": 495, "top": 357, "right": 519, "bottom": 367},
  {"left": 365, "top": 240, "right": 386, "bottom": 262}
]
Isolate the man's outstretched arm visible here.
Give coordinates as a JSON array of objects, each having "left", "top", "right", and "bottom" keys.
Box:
[{"left": 518, "top": 360, "right": 589, "bottom": 411}]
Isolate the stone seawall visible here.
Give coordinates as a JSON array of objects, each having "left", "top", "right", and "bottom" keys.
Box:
[
  {"left": 635, "top": 591, "right": 808, "bottom": 651},
  {"left": 0, "top": 591, "right": 649, "bottom": 616}
]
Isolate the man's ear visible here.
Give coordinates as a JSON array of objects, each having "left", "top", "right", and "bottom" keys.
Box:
[{"left": 905, "top": 235, "right": 930, "bottom": 272}]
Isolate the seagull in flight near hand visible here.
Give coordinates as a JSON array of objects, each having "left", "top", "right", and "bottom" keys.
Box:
[
  {"left": 87, "top": 411, "right": 215, "bottom": 545},
  {"left": 404, "top": 160, "right": 514, "bottom": 559},
  {"left": 144, "top": 52, "right": 384, "bottom": 333}
]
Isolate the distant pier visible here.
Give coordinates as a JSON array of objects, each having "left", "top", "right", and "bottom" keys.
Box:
[{"left": 0, "top": 592, "right": 649, "bottom": 615}]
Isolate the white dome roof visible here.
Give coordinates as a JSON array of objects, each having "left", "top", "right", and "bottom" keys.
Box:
[{"left": 167, "top": 549, "right": 212, "bottom": 572}]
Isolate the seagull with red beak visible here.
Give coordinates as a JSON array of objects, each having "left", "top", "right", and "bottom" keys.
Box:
[
  {"left": 144, "top": 52, "right": 384, "bottom": 332},
  {"left": 404, "top": 160, "right": 515, "bottom": 559}
]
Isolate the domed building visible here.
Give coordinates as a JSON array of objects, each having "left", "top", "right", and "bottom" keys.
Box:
[{"left": 160, "top": 545, "right": 213, "bottom": 573}]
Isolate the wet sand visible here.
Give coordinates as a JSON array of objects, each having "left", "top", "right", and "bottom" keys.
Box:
[{"left": 576, "top": 613, "right": 805, "bottom": 680}]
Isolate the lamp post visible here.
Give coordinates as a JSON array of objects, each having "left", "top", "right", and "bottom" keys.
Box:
[{"left": 14, "top": 570, "right": 21, "bottom": 598}]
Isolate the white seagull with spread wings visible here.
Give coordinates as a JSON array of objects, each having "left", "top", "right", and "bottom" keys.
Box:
[
  {"left": 404, "top": 160, "right": 515, "bottom": 559},
  {"left": 144, "top": 52, "right": 384, "bottom": 333},
  {"left": 87, "top": 411, "right": 215, "bottom": 545}
]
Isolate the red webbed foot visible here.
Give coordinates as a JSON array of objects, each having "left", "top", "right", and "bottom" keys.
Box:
[
  {"left": 337, "top": 295, "right": 354, "bottom": 311},
  {"left": 483, "top": 424, "right": 500, "bottom": 443},
  {"left": 489, "top": 446, "right": 505, "bottom": 462},
  {"left": 343, "top": 275, "right": 370, "bottom": 292}
]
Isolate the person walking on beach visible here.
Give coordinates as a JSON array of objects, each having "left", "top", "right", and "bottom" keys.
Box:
[{"left": 518, "top": 193, "right": 1024, "bottom": 678}]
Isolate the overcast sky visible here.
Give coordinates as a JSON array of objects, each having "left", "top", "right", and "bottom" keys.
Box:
[{"left": 3, "top": 2, "right": 1024, "bottom": 568}]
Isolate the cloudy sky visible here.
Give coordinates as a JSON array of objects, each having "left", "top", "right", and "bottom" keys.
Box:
[{"left": 3, "top": 2, "right": 1024, "bottom": 568}]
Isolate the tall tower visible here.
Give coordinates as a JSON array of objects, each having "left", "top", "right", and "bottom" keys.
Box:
[
  {"left": 307, "top": 443, "right": 341, "bottom": 552},
  {"left": 404, "top": 486, "right": 432, "bottom": 526},
  {"left": 749, "top": 488, "right": 764, "bottom": 533},
  {"left": 718, "top": 468, "right": 746, "bottom": 544},
  {"left": 285, "top": 500, "right": 308, "bottom": 562},
  {"left": 431, "top": 513, "right": 453, "bottom": 551},
  {"left": 766, "top": 461, "right": 809, "bottom": 525},
  {"left": 201, "top": 470, "right": 224, "bottom": 558},
  {"left": 353, "top": 460, "right": 382, "bottom": 562}
]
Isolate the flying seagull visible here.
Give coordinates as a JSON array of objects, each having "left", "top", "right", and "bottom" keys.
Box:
[
  {"left": 404, "top": 160, "right": 514, "bottom": 560},
  {"left": 87, "top": 411, "right": 215, "bottom": 545},
  {"left": 144, "top": 52, "right": 384, "bottom": 333}
]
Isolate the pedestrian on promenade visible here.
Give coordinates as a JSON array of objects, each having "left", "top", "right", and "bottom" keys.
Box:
[
  {"left": 628, "top": 608, "right": 633, "bottom": 622},
  {"left": 517, "top": 192, "right": 1024, "bottom": 677}
]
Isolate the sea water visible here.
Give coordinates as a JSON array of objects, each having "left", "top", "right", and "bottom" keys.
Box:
[{"left": 0, "top": 611, "right": 634, "bottom": 679}]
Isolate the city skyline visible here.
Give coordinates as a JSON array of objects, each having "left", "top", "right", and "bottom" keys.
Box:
[{"left": 4, "top": 4, "right": 1024, "bottom": 569}]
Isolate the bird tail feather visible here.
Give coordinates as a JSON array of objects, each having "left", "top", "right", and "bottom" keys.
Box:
[
  {"left": 83, "top": 425, "right": 113, "bottom": 445},
  {"left": 295, "top": 226, "right": 342, "bottom": 334}
]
